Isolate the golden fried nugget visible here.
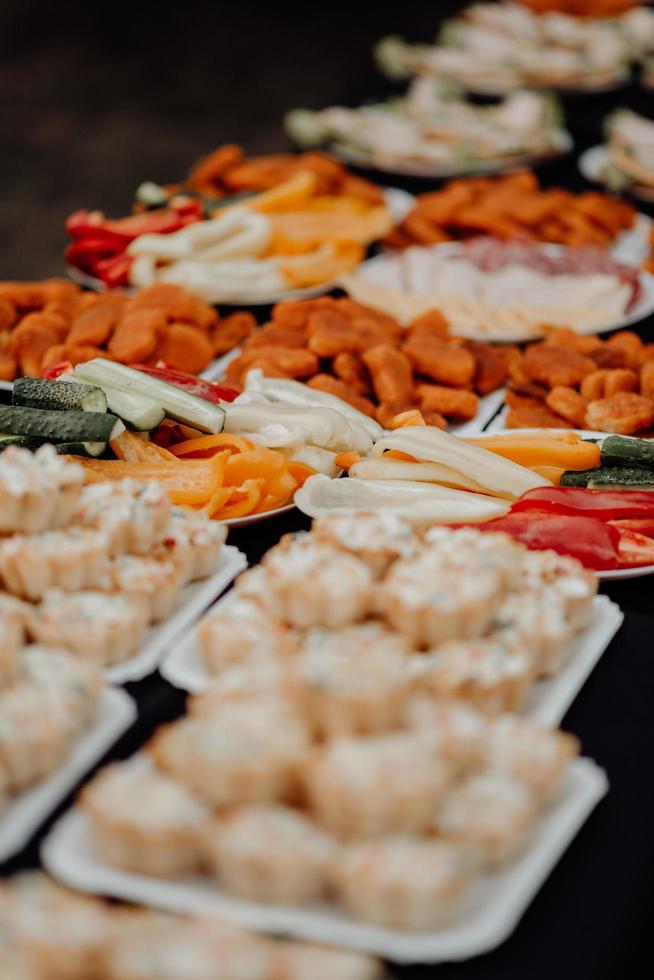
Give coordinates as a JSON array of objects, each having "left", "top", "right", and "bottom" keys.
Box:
[
  {"left": 271, "top": 297, "right": 336, "bottom": 331},
  {"left": 0, "top": 297, "right": 18, "bottom": 332},
  {"left": 581, "top": 370, "right": 610, "bottom": 402},
  {"left": 542, "top": 328, "right": 602, "bottom": 355},
  {"left": 332, "top": 352, "right": 371, "bottom": 395},
  {"left": 186, "top": 143, "right": 244, "bottom": 193},
  {"left": 108, "top": 309, "right": 167, "bottom": 364},
  {"left": 522, "top": 344, "right": 595, "bottom": 389},
  {"left": 506, "top": 401, "right": 572, "bottom": 429},
  {"left": 334, "top": 299, "right": 402, "bottom": 339},
  {"left": 406, "top": 310, "right": 450, "bottom": 341},
  {"left": 464, "top": 340, "right": 508, "bottom": 395},
  {"left": 605, "top": 331, "right": 643, "bottom": 371},
  {"left": 362, "top": 345, "right": 414, "bottom": 406},
  {"left": 421, "top": 410, "right": 448, "bottom": 429},
  {"left": 247, "top": 325, "right": 307, "bottom": 349},
  {"left": 505, "top": 388, "right": 546, "bottom": 409},
  {"left": 125, "top": 284, "right": 215, "bottom": 330},
  {"left": 307, "top": 374, "right": 376, "bottom": 417},
  {"left": 68, "top": 299, "right": 124, "bottom": 346},
  {"left": 307, "top": 311, "right": 387, "bottom": 358},
  {"left": 640, "top": 360, "right": 654, "bottom": 400},
  {"left": 417, "top": 383, "right": 479, "bottom": 421},
  {"left": 211, "top": 311, "right": 256, "bottom": 356},
  {"left": 0, "top": 351, "right": 17, "bottom": 380},
  {"left": 640, "top": 343, "right": 654, "bottom": 365},
  {"left": 604, "top": 368, "right": 639, "bottom": 397},
  {"left": 155, "top": 324, "right": 214, "bottom": 374},
  {"left": 586, "top": 392, "right": 654, "bottom": 435},
  {"left": 232, "top": 345, "right": 319, "bottom": 379},
  {"left": 403, "top": 334, "right": 475, "bottom": 388},
  {"left": 545, "top": 387, "right": 588, "bottom": 427},
  {"left": 8, "top": 315, "right": 67, "bottom": 377},
  {"left": 588, "top": 346, "right": 629, "bottom": 370}
]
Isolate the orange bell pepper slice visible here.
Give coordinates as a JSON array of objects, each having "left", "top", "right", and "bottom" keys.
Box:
[
  {"left": 111, "top": 429, "right": 179, "bottom": 463},
  {"left": 334, "top": 452, "right": 360, "bottom": 472},
  {"left": 223, "top": 449, "right": 286, "bottom": 489},
  {"left": 170, "top": 433, "right": 256, "bottom": 458},
  {"left": 72, "top": 452, "right": 228, "bottom": 507},
  {"left": 287, "top": 460, "right": 317, "bottom": 487},
  {"left": 384, "top": 449, "right": 418, "bottom": 462},
  {"left": 212, "top": 479, "right": 264, "bottom": 520}
]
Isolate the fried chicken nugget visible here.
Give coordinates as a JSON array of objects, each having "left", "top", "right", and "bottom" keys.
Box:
[
  {"left": 271, "top": 297, "right": 337, "bottom": 331},
  {"left": 247, "top": 325, "right": 307, "bottom": 349},
  {"left": 506, "top": 399, "right": 572, "bottom": 430},
  {"left": 361, "top": 345, "right": 414, "bottom": 406},
  {"left": 108, "top": 309, "right": 167, "bottom": 364},
  {"left": 0, "top": 352, "right": 17, "bottom": 381},
  {"left": 406, "top": 310, "right": 450, "bottom": 341},
  {"left": 185, "top": 143, "right": 244, "bottom": 194},
  {"left": 522, "top": 344, "right": 595, "bottom": 389},
  {"left": 230, "top": 345, "right": 318, "bottom": 379},
  {"left": 375, "top": 401, "right": 415, "bottom": 429},
  {"left": 403, "top": 334, "right": 476, "bottom": 388},
  {"left": 8, "top": 313, "right": 68, "bottom": 377},
  {"left": 463, "top": 340, "right": 508, "bottom": 395},
  {"left": 0, "top": 297, "right": 18, "bottom": 332},
  {"left": 605, "top": 331, "right": 643, "bottom": 371},
  {"left": 604, "top": 369, "right": 639, "bottom": 397},
  {"left": 542, "top": 328, "right": 602, "bottom": 356},
  {"left": 0, "top": 279, "right": 79, "bottom": 310},
  {"left": 155, "top": 323, "right": 214, "bottom": 374},
  {"left": 641, "top": 360, "right": 654, "bottom": 400},
  {"left": 211, "top": 311, "right": 256, "bottom": 356},
  {"left": 332, "top": 352, "right": 371, "bottom": 395},
  {"left": 581, "top": 370, "right": 610, "bottom": 402},
  {"left": 334, "top": 299, "right": 402, "bottom": 340},
  {"left": 307, "top": 374, "right": 376, "bottom": 417},
  {"left": 125, "top": 284, "right": 216, "bottom": 331},
  {"left": 586, "top": 392, "right": 654, "bottom": 435},
  {"left": 67, "top": 295, "right": 126, "bottom": 347},
  {"left": 545, "top": 387, "right": 588, "bottom": 427},
  {"left": 307, "top": 311, "right": 388, "bottom": 358},
  {"left": 588, "top": 346, "right": 629, "bottom": 370},
  {"left": 417, "top": 384, "right": 479, "bottom": 421}
]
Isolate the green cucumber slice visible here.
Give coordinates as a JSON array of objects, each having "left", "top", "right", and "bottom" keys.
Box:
[
  {"left": 13, "top": 377, "right": 107, "bottom": 414},
  {"left": 0, "top": 404, "right": 124, "bottom": 443}
]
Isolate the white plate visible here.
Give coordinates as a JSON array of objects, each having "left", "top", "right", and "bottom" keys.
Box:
[
  {"left": 162, "top": 588, "right": 621, "bottom": 726},
  {"left": 354, "top": 244, "right": 654, "bottom": 343},
  {"left": 65, "top": 187, "right": 415, "bottom": 307},
  {"left": 220, "top": 503, "right": 296, "bottom": 529},
  {"left": 42, "top": 756, "right": 607, "bottom": 964},
  {"left": 579, "top": 145, "right": 654, "bottom": 205},
  {"left": 0, "top": 687, "right": 136, "bottom": 862},
  {"left": 105, "top": 545, "right": 247, "bottom": 685},
  {"left": 469, "top": 428, "right": 654, "bottom": 580},
  {"left": 330, "top": 130, "right": 573, "bottom": 181}
]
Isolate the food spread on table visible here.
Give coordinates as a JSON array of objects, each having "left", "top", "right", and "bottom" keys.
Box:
[
  {"left": 64, "top": 149, "right": 394, "bottom": 300},
  {"left": 376, "top": 2, "right": 654, "bottom": 93},
  {"left": 6, "top": 0, "right": 654, "bottom": 969},
  {"left": 287, "top": 82, "right": 568, "bottom": 177}
]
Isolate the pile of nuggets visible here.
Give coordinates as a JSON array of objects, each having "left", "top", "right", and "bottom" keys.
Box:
[
  {"left": 385, "top": 171, "right": 636, "bottom": 250},
  {"left": 506, "top": 327, "right": 654, "bottom": 434},
  {"left": 0, "top": 280, "right": 254, "bottom": 380},
  {"left": 226, "top": 296, "right": 510, "bottom": 428}
]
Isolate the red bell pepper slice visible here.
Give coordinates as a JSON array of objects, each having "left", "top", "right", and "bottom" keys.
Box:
[
  {"left": 92, "top": 253, "right": 133, "bottom": 288},
  {"left": 512, "top": 486, "right": 654, "bottom": 521},
  {"left": 41, "top": 361, "right": 74, "bottom": 380},
  {"left": 129, "top": 364, "right": 239, "bottom": 404},
  {"left": 476, "top": 510, "right": 621, "bottom": 570},
  {"left": 609, "top": 518, "right": 654, "bottom": 539}
]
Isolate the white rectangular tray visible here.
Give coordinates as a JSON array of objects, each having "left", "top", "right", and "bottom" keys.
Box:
[
  {"left": 42, "top": 755, "right": 607, "bottom": 964},
  {"left": 106, "top": 545, "right": 247, "bottom": 685},
  {"left": 0, "top": 687, "right": 136, "bottom": 862},
  {"left": 161, "top": 593, "right": 622, "bottom": 727}
]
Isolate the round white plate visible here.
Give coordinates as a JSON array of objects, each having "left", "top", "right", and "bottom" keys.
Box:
[
  {"left": 353, "top": 242, "right": 654, "bottom": 343},
  {"left": 330, "top": 130, "right": 573, "bottom": 181},
  {"left": 470, "top": 428, "right": 654, "bottom": 580},
  {"left": 220, "top": 502, "right": 296, "bottom": 529},
  {"left": 65, "top": 186, "right": 415, "bottom": 306},
  {"left": 579, "top": 145, "right": 654, "bottom": 205}
]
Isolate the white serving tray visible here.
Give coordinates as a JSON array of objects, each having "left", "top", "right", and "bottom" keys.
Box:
[
  {"left": 105, "top": 545, "right": 247, "bottom": 684},
  {"left": 0, "top": 687, "right": 136, "bottom": 862},
  {"left": 42, "top": 755, "right": 607, "bottom": 964},
  {"left": 579, "top": 145, "right": 654, "bottom": 206},
  {"left": 161, "top": 591, "right": 622, "bottom": 727}
]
